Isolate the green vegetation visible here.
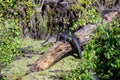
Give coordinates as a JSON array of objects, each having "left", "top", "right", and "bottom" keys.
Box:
[
  {"left": 61, "top": 18, "right": 120, "bottom": 80},
  {"left": 0, "top": 1, "right": 34, "bottom": 79},
  {"left": 0, "top": 19, "right": 20, "bottom": 65},
  {"left": 1, "top": 38, "right": 79, "bottom": 80},
  {"left": 58, "top": 0, "right": 120, "bottom": 79},
  {"left": 0, "top": 0, "right": 120, "bottom": 80},
  {"left": 20, "top": 38, "right": 50, "bottom": 52},
  {"left": 0, "top": 0, "right": 35, "bottom": 65},
  {"left": 71, "top": 0, "right": 100, "bottom": 31}
]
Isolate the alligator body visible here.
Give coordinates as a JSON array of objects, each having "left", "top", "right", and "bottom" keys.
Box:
[{"left": 59, "top": 32, "right": 82, "bottom": 58}]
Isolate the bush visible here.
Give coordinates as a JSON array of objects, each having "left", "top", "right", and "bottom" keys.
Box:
[
  {"left": 0, "top": 0, "right": 34, "bottom": 65},
  {"left": 0, "top": 19, "right": 20, "bottom": 65},
  {"left": 62, "top": 18, "right": 120, "bottom": 80},
  {"left": 91, "top": 19, "right": 120, "bottom": 79}
]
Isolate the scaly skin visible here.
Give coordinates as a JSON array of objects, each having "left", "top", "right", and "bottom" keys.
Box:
[{"left": 59, "top": 32, "right": 82, "bottom": 58}]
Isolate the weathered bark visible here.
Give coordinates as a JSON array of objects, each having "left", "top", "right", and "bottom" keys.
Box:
[
  {"left": 98, "top": 3, "right": 120, "bottom": 22},
  {"left": 34, "top": 0, "right": 77, "bottom": 5},
  {"left": 103, "top": 5, "right": 120, "bottom": 21},
  {"left": 26, "top": 4, "right": 120, "bottom": 74}
]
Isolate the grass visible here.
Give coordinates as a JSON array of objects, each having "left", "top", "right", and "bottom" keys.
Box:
[
  {"left": 20, "top": 37, "right": 51, "bottom": 53},
  {"left": 1, "top": 38, "right": 80, "bottom": 80}
]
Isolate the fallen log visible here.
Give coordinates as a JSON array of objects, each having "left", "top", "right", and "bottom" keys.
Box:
[
  {"left": 25, "top": 24, "right": 97, "bottom": 74},
  {"left": 26, "top": 4, "right": 120, "bottom": 74},
  {"left": 35, "top": 24, "right": 96, "bottom": 70}
]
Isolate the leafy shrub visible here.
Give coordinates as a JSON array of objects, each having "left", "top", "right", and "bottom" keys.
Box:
[
  {"left": 91, "top": 19, "right": 120, "bottom": 79},
  {"left": 0, "top": 0, "right": 47, "bottom": 39},
  {"left": 0, "top": 19, "right": 20, "bottom": 65},
  {"left": 0, "top": 0, "right": 37, "bottom": 66},
  {"left": 62, "top": 18, "right": 120, "bottom": 80}
]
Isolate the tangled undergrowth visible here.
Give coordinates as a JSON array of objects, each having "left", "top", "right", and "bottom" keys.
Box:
[{"left": 61, "top": 18, "right": 120, "bottom": 80}]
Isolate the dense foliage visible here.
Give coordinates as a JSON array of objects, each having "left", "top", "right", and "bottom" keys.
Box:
[
  {"left": 0, "top": 19, "right": 20, "bottom": 65},
  {"left": 0, "top": 1, "right": 20, "bottom": 64},
  {"left": 59, "top": 0, "right": 120, "bottom": 80},
  {"left": 62, "top": 17, "right": 120, "bottom": 80},
  {"left": 0, "top": 0, "right": 119, "bottom": 80},
  {"left": 0, "top": 0, "right": 34, "bottom": 65},
  {"left": 73, "top": 0, "right": 99, "bottom": 26}
]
